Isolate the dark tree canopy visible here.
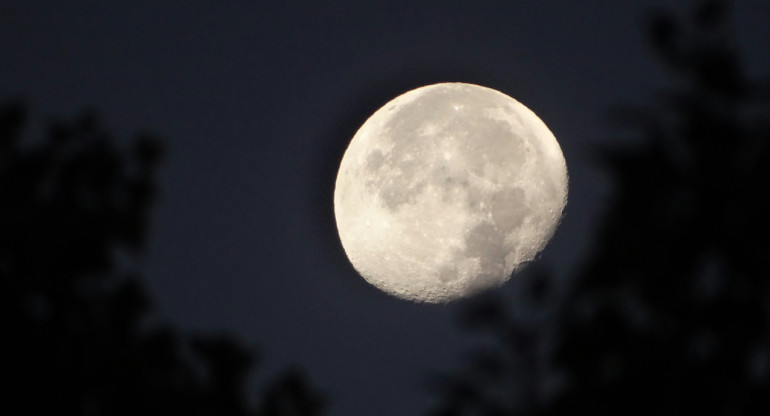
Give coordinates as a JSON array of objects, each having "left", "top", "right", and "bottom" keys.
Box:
[
  {"left": 428, "top": 1, "right": 770, "bottom": 415},
  {"left": 1, "top": 104, "right": 325, "bottom": 416}
]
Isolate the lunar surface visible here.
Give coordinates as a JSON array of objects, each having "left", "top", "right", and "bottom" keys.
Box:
[{"left": 334, "top": 83, "right": 567, "bottom": 303}]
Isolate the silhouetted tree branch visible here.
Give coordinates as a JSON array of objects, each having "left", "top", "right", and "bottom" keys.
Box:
[
  {"left": 1, "top": 103, "right": 326, "bottom": 416},
  {"left": 428, "top": 1, "right": 770, "bottom": 415}
]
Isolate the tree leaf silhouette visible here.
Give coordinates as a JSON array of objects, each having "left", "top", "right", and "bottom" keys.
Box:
[
  {"left": 428, "top": 1, "right": 770, "bottom": 415},
  {"left": 2, "top": 103, "right": 326, "bottom": 416}
]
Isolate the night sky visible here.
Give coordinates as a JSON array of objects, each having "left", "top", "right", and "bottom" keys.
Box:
[{"left": 3, "top": 1, "right": 769, "bottom": 415}]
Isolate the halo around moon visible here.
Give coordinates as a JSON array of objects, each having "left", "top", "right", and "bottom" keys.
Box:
[{"left": 334, "top": 82, "right": 567, "bottom": 303}]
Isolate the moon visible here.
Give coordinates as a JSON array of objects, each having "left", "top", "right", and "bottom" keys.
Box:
[{"left": 334, "top": 82, "right": 567, "bottom": 303}]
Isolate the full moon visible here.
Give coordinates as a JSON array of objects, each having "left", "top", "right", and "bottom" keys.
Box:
[{"left": 334, "top": 82, "right": 567, "bottom": 303}]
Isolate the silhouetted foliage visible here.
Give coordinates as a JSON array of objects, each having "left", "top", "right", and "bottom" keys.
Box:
[
  {"left": 1, "top": 104, "right": 326, "bottom": 415},
  {"left": 429, "top": 1, "right": 770, "bottom": 415}
]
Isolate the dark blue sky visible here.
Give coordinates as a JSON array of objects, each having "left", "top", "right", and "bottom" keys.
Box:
[{"left": 2, "top": 1, "right": 769, "bottom": 415}]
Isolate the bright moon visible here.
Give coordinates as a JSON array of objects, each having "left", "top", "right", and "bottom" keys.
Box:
[{"left": 334, "top": 82, "right": 567, "bottom": 303}]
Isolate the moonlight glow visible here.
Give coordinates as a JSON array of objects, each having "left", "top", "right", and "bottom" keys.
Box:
[{"left": 334, "top": 83, "right": 567, "bottom": 303}]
